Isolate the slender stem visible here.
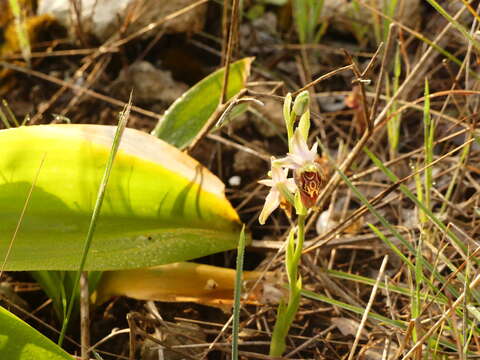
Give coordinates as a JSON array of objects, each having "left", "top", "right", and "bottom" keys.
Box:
[
  {"left": 80, "top": 272, "right": 90, "bottom": 360},
  {"left": 232, "top": 225, "right": 246, "bottom": 360},
  {"left": 291, "top": 214, "right": 305, "bottom": 285},
  {"left": 295, "top": 215, "right": 306, "bottom": 263},
  {"left": 269, "top": 214, "right": 306, "bottom": 356}
]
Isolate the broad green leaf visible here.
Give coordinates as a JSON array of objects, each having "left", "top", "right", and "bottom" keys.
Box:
[
  {"left": 0, "top": 124, "right": 242, "bottom": 270},
  {"left": 152, "top": 57, "right": 253, "bottom": 149},
  {"left": 0, "top": 306, "right": 73, "bottom": 360}
]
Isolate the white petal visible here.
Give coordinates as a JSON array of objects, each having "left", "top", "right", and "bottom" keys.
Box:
[
  {"left": 274, "top": 155, "right": 301, "bottom": 169},
  {"left": 271, "top": 164, "right": 286, "bottom": 183},
  {"left": 285, "top": 178, "right": 297, "bottom": 193},
  {"left": 291, "top": 130, "right": 311, "bottom": 160},
  {"left": 259, "top": 188, "right": 280, "bottom": 224},
  {"left": 258, "top": 179, "right": 274, "bottom": 187},
  {"left": 291, "top": 129, "right": 317, "bottom": 163}
]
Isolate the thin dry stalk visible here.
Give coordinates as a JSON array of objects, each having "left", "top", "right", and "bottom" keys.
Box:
[
  {"left": 372, "top": 3, "right": 470, "bottom": 127},
  {"left": 292, "top": 65, "right": 353, "bottom": 96},
  {"left": 221, "top": 0, "right": 229, "bottom": 66},
  {"left": 284, "top": 326, "right": 335, "bottom": 358},
  {"left": 395, "top": 320, "right": 415, "bottom": 359},
  {"left": 347, "top": 255, "right": 389, "bottom": 360},
  {"left": 199, "top": 315, "right": 234, "bottom": 360},
  {"left": 29, "top": 55, "right": 97, "bottom": 124},
  {"left": 302, "top": 40, "right": 386, "bottom": 237},
  {"left": 87, "top": 328, "right": 130, "bottom": 353},
  {"left": 0, "top": 155, "right": 46, "bottom": 278},
  {"left": 80, "top": 272, "right": 90, "bottom": 360},
  {"left": 61, "top": 55, "right": 111, "bottom": 116},
  {"left": 369, "top": 25, "right": 394, "bottom": 124},
  {"left": 127, "top": 313, "right": 136, "bottom": 360},
  {"left": 2, "top": 48, "right": 102, "bottom": 60},
  {"left": 207, "top": 134, "right": 270, "bottom": 161},
  {"left": 68, "top": 0, "right": 88, "bottom": 46},
  {"left": 99, "top": 0, "right": 209, "bottom": 53},
  {"left": 296, "top": 46, "right": 325, "bottom": 141},
  {"left": 0, "top": 295, "right": 80, "bottom": 347},
  {"left": 220, "top": 0, "right": 240, "bottom": 105},
  {"left": 0, "top": 61, "right": 160, "bottom": 120}
]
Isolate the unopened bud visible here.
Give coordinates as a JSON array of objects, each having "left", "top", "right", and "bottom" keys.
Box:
[
  {"left": 298, "top": 110, "right": 310, "bottom": 141},
  {"left": 292, "top": 91, "right": 310, "bottom": 116},
  {"left": 283, "top": 93, "right": 293, "bottom": 124}
]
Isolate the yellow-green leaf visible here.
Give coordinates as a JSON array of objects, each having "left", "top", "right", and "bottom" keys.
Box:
[
  {"left": 0, "top": 125, "right": 242, "bottom": 271},
  {"left": 152, "top": 57, "right": 253, "bottom": 149},
  {"left": 0, "top": 306, "right": 73, "bottom": 360}
]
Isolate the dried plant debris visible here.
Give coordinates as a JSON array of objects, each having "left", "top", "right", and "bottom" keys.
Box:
[
  {"left": 37, "top": 0, "right": 208, "bottom": 41},
  {"left": 110, "top": 61, "right": 188, "bottom": 106}
]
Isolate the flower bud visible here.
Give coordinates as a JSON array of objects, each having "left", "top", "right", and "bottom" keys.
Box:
[
  {"left": 298, "top": 109, "right": 310, "bottom": 141},
  {"left": 283, "top": 93, "right": 293, "bottom": 125},
  {"left": 292, "top": 90, "right": 310, "bottom": 117}
]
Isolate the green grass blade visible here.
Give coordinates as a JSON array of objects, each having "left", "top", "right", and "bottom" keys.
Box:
[
  {"left": 58, "top": 96, "right": 132, "bottom": 345},
  {"left": 426, "top": 0, "right": 480, "bottom": 52},
  {"left": 383, "top": 0, "right": 398, "bottom": 40},
  {"left": 31, "top": 270, "right": 102, "bottom": 323},
  {"left": 301, "top": 289, "right": 406, "bottom": 328},
  {"left": 412, "top": 236, "right": 423, "bottom": 342},
  {"left": 364, "top": 147, "right": 469, "bottom": 258},
  {"left": 368, "top": 223, "right": 413, "bottom": 268},
  {"left": 30, "top": 271, "right": 66, "bottom": 321},
  {"left": 414, "top": 162, "right": 427, "bottom": 224},
  {"left": 7, "top": 0, "right": 31, "bottom": 66},
  {"left": 328, "top": 159, "right": 415, "bottom": 255},
  {"left": 232, "top": 225, "right": 246, "bottom": 360},
  {"left": 318, "top": 143, "right": 453, "bottom": 302},
  {"left": 387, "top": 45, "right": 402, "bottom": 157},
  {"left": 292, "top": 0, "right": 308, "bottom": 43},
  {"left": 2, "top": 99, "right": 19, "bottom": 127},
  {"left": 363, "top": 148, "right": 480, "bottom": 303},
  {"left": 326, "top": 269, "right": 448, "bottom": 305},
  {"left": 423, "top": 78, "right": 434, "bottom": 214},
  {"left": 0, "top": 106, "right": 10, "bottom": 128}
]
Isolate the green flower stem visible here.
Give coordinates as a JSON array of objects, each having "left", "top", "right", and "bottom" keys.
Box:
[
  {"left": 294, "top": 214, "right": 305, "bottom": 269},
  {"left": 270, "top": 91, "right": 310, "bottom": 356},
  {"left": 269, "top": 214, "right": 305, "bottom": 356}
]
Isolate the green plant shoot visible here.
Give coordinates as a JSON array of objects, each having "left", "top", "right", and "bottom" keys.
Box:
[{"left": 258, "top": 91, "right": 325, "bottom": 356}]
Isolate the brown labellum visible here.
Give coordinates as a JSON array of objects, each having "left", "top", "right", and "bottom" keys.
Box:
[{"left": 294, "top": 157, "right": 329, "bottom": 208}]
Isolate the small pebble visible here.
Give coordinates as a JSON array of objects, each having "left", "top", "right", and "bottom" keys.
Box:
[{"left": 228, "top": 175, "right": 242, "bottom": 187}]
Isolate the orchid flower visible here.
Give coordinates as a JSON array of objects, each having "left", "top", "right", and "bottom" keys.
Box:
[
  {"left": 258, "top": 161, "right": 296, "bottom": 225},
  {"left": 275, "top": 129, "right": 326, "bottom": 208}
]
